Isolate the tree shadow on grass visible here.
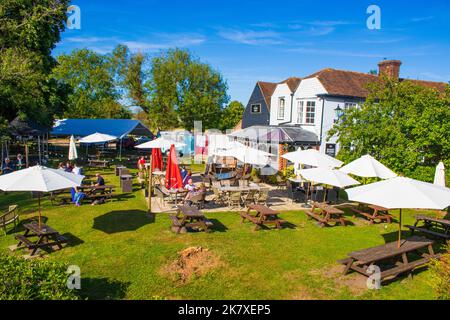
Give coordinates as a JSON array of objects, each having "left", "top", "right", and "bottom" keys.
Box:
[
  {"left": 79, "top": 278, "right": 130, "bottom": 300},
  {"left": 206, "top": 218, "right": 228, "bottom": 232},
  {"left": 93, "top": 210, "right": 153, "bottom": 234}
]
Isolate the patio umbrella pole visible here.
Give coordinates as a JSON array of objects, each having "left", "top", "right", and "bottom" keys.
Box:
[
  {"left": 38, "top": 193, "right": 42, "bottom": 230},
  {"left": 148, "top": 156, "right": 153, "bottom": 213},
  {"left": 398, "top": 209, "right": 402, "bottom": 248}
]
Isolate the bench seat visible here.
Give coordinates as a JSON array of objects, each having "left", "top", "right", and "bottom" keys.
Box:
[{"left": 405, "top": 225, "right": 450, "bottom": 240}]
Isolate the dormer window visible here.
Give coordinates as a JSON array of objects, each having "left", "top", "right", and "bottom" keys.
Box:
[
  {"left": 250, "top": 104, "right": 261, "bottom": 114},
  {"left": 277, "top": 97, "right": 285, "bottom": 120}
]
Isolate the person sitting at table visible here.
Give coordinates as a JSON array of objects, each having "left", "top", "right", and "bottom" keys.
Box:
[
  {"left": 64, "top": 161, "right": 73, "bottom": 173},
  {"left": 94, "top": 173, "right": 105, "bottom": 186},
  {"left": 15, "top": 154, "right": 24, "bottom": 170},
  {"left": 137, "top": 156, "right": 146, "bottom": 170},
  {"left": 180, "top": 165, "right": 188, "bottom": 181},
  {"left": 72, "top": 163, "right": 82, "bottom": 175},
  {"left": 184, "top": 178, "right": 196, "bottom": 192},
  {"left": 182, "top": 170, "right": 192, "bottom": 187},
  {"left": 1, "top": 158, "right": 14, "bottom": 175},
  {"left": 73, "top": 187, "right": 85, "bottom": 206},
  {"left": 57, "top": 162, "right": 66, "bottom": 171},
  {"left": 184, "top": 182, "right": 206, "bottom": 204}
]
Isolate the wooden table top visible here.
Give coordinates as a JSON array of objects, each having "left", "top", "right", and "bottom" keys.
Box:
[
  {"left": 416, "top": 215, "right": 450, "bottom": 226},
  {"left": 348, "top": 236, "right": 433, "bottom": 264},
  {"left": 314, "top": 202, "right": 344, "bottom": 214},
  {"left": 219, "top": 185, "right": 261, "bottom": 192},
  {"left": 24, "top": 222, "right": 59, "bottom": 236},
  {"left": 247, "top": 204, "right": 279, "bottom": 216},
  {"left": 89, "top": 159, "right": 109, "bottom": 163},
  {"left": 368, "top": 204, "right": 389, "bottom": 211},
  {"left": 177, "top": 205, "right": 205, "bottom": 218}
]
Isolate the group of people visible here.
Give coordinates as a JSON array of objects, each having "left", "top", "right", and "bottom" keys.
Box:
[
  {"left": 1, "top": 154, "right": 24, "bottom": 175},
  {"left": 58, "top": 161, "right": 83, "bottom": 175}
]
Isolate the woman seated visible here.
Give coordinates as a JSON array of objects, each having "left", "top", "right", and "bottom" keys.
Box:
[{"left": 184, "top": 182, "right": 206, "bottom": 205}]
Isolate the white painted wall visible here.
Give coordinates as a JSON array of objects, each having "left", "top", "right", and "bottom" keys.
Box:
[{"left": 269, "top": 83, "right": 293, "bottom": 125}]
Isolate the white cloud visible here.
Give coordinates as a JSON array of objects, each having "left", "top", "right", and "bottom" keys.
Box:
[
  {"left": 411, "top": 16, "right": 434, "bottom": 22},
  {"left": 218, "top": 29, "right": 283, "bottom": 45}
]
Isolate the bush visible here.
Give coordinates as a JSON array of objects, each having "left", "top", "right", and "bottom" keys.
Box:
[
  {"left": 428, "top": 244, "right": 450, "bottom": 300},
  {"left": 0, "top": 253, "right": 79, "bottom": 300}
]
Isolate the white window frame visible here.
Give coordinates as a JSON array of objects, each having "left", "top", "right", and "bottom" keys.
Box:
[
  {"left": 305, "top": 100, "right": 316, "bottom": 124},
  {"left": 250, "top": 103, "right": 262, "bottom": 114},
  {"left": 344, "top": 102, "right": 358, "bottom": 110},
  {"left": 277, "top": 97, "right": 286, "bottom": 120},
  {"left": 296, "top": 100, "right": 304, "bottom": 124}
]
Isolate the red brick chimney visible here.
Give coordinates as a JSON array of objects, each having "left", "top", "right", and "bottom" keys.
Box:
[{"left": 378, "top": 60, "right": 402, "bottom": 79}]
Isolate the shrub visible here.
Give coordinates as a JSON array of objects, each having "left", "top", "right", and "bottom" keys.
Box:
[
  {"left": 0, "top": 253, "right": 79, "bottom": 300},
  {"left": 428, "top": 244, "right": 450, "bottom": 300}
]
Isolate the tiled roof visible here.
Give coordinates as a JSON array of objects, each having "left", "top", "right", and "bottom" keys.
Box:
[
  {"left": 257, "top": 81, "right": 277, "bottom": 109},
  {"left": 304, "top": 68, "right": 447, "bottom": 98},
  {"left": 279, "top": 77, "right": 302, "bottom": 92}
]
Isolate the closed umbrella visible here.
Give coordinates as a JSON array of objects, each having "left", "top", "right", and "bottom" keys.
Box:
[
  {"left": 346, "top": 177, "right": 450, "bottom": 247},
  {"left": 0, "top": 165, "right": 84, "bottom": 228},
  {"left": 434, "top": 162, "right": 446, "bottom": 187},
  {"left": 340, "top": 155, "right": 397, "bottom": 179},
  {"left": 165, "top": 144, "right": 183, "bottom": 189},
  {"left": 68, "top": 135, "right": 78, "bottom": 161},
  {"left": 151, "top": 147, "right": 163, "bottom": 172},
  {"left": 282, "top": 149, "right": 343, "bottom": 168}
]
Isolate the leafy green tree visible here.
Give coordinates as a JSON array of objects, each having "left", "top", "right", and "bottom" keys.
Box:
[
  {"left": 0, "top": 0, "right": 69, "bottom": 128},
  {"left": 147, "top": 48, "right": 229, "bottom": 131},
  {"left": 220, "top": 100, "right": 244, "bottom": 131},
  {"left": 328, "top": 78, "right": 450, "bottom": 182},
  {"left": 53, "top": 49, "right": 131, "bottom": 119}
]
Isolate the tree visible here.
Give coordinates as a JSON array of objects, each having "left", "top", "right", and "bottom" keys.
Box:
[
  {"left": 52, "top": 49, "right": 131, "bottom": 119},
  {"left": 147, "top": 48, "right": 229, "bottom": 131},
  {"left": 328, "top": 78, "right": 450, "bottom": 182},
  {"left": 0, "top": 0, "right": 69, "bottom": 128},
  {"left": 219, "top": 100, "right": 244, "bottom": 131}
]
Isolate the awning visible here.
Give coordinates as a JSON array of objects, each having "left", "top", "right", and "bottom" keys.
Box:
[
  {"left": 51, "top": 119, "right": 153, "bottom": 139},
  {"left": 229, "top": 125, "right": 319, "bottom": 144},
  {"left": 8, "top": 116, "right": 48, "bottom": 137}
]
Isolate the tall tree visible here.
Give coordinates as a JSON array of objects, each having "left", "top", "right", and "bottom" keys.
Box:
[
  {"left": 328, "top": 78, "right": 450, "bottom": 182},
  {"left": 147, "top": 48, "right": 229, "bottom": 131},
  {"left": 0, "top": 0, "right": 69, "bottom": 128},
  {"left": 52, "top": 49, "right": 131, "bottom": 119},
  {"left": 219, "top": 100, "right": 244, "bottom": 131}
]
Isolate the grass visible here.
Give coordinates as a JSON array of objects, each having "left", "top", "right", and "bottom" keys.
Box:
[{"left": 0, "top": 166, "right": 443, "bottom": 300}]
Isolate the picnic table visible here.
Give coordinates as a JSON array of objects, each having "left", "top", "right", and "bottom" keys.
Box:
[
  {"left": 79, "top": 185, "right": 116, "bottom": 203},
  {"left": 338, "top": 236, "right": 438, "bottom": 282},
  {"left": 88, "top": 159, "right": 110, "bottom": 168},
  {"left": 350, "top": 204, "right": 393, "bottom": 224},
  {"left": 218, "top": 184, "right": 261, "bottom": 193},
  {"left": 240, "top": 204, "right": 286, "bottom": 231},
  {"left": 14, "top": 222, "right": 67, "bottom": 257},
  {"left": 305, "top": 202, "right": 348, "bottom": 227},
  {"left": 406, "top": 215, "right": 450, "bottom": 240},
  {"left": 170, "top": 205, "right": 213, "bottom": 234}
]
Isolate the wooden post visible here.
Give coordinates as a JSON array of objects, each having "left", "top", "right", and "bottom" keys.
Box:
[
  {"left": 398, "top": 209, "right": 402, "bottom": 248},
  {"left": 148, "top": 156, "right": 153, "bottom": 213},
  {"left": 25, "top": 143, "right": 29, "bottom": 168}
]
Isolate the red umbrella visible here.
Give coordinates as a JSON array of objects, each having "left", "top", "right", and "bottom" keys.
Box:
[
  {"left": 151, "top": 147, "right": 163, "bottom": 171},
  {"left": 165, "top": 144, "right": 183, "bottom": 189}
]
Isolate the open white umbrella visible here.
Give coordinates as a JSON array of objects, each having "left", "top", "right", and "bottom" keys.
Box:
[
  {"left": 340, "top": 155, "right": 397, "bottom": 179},
  {"left": 0, "top": 165, "right": 84, "bottom": 228},
  {"left": 434, "top": 162, "right": 446, "bottom": 187},
  {"left": 68, "top": 135, "right": 78, "bottom": 160},
  {"left": 299, "top": 167, "right": 361, "bottom": 188},
  {"left": 212, "top": 142, "right": 273, "bottom": 166},
  {"left": 346, "top": 177, "right": 450, "bottom": 247},
  {"left": 282, "top": 149, "right": 343, "bottom": 168},
  {"left": 78, "top": 132, "right": 117, "bottom": 144},
  {"left": 135, "top": 137, "right": 185, "bottom": 150}
]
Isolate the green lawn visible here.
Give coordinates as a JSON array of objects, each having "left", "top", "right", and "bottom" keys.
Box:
[{"left": 0, "top": 167, "right": 442, "bottom": 300}]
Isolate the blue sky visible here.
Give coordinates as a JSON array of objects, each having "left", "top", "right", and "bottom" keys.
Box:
[{"left": 55, "top": 0, "right": 450, "bottom": 104}]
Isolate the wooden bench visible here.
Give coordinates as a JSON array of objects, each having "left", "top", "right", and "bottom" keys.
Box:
[
  {"left": 405, "top": 225, "right": 450, "bottom": 240},
  {"left": 304, "top": 210, "right": 329, "bottom": 227},
  {"left": 350, "top": 206, "right": 392, "bottom": 224},
  {"left": 1, "top": 205, "right": 19, "bottom": 235},
  {"left": 15, "top": 234, "right": 36, "bottom": 248}
]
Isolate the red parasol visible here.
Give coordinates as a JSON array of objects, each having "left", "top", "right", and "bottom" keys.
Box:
[
  {"left": 151, "top": 147, "right": 163, "bottom": 171},
  {"left": 165, "top": 144, "right": 183, "bottom": 189}
]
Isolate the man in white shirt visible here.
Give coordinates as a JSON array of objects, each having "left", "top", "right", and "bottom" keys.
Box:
[{"left": 72, "top": 164, "right": 82, "bottom": 175}]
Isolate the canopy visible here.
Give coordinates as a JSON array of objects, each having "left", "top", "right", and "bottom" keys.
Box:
[
  {"left": 228, "top": 125, "right": 319, "bottom": 144},
  {"left": 135, "top": 137, "right": 185, "bottom": 150},
  {"left": 339, "top": 155, "right": 397, "bottom": 179},
  {"left": 78, "top": 133, "right": 117, "bottom": 144},
  {"left": 8, "top": 116, "right": 48, "bottom": 137},
  {"left": 434, "top": 162, "right": 446, "bottom": 187},
  {"left": 299, "top": 167, "right": 360, "bottom": 188},
  {"left": 68, "top": 135, "right": 78, "bottom": 160},
  {"left": 282, "top": 149, "right": 343, "bottom": 168},
  {"left": 52, "top": 119, "right": 153, "bottom": 139}
]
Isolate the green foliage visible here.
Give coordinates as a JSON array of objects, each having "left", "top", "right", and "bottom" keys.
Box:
[
  {"left": 0, "top": 253, "right": 79, "bottom": 300},
  {"left": 0, "top": 0, "right": 69, "bottom": 129},
  {"left": 52, "top": 49, "right": 132, "bottom": 119},
  {"left": 147, "top": 48, "right": 229, "bottom": 131},
  {"left": 428, "top": 245, "right": 450, "bottom": 300},
  {"left": 220, "top": 100, "right": 244, "bottom": 131},
  {"left": 328, "top": 78, "right": 450, "bottom": 182}
]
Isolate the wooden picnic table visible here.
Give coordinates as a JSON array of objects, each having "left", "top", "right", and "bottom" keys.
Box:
[
  {"left": 79, "top": 184, "right": 116, "bottom": 202},
  {"left": 170, "top": 205, "right": 213, "bottom": 233},
  {"left": 338, "top": 236, "right": 438, "bottom": 282},
  {"left": 15, "top": 222, "right": 67, "bottom": 257},
  {"left": 350, "top": 204, "right": 393, "bottom": 224},
  {"left": 305, "top": 202, "right": 348, "bottom": 227},
  {"left": 406, "top": 215, "right": 450, "bottom": 240},
  {"left": 218, "top": 185, "right": 261, "bottom": 193},
  {"left": 88, "top": 159, "right": 110, "bottom": 168},
  {"left": 240, "top": 204, "right": 286, "bottom": 231}
]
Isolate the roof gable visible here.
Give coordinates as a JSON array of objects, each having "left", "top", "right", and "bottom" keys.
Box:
[{"left": 257, "top": 81, "right": 277, "bottom": 109}]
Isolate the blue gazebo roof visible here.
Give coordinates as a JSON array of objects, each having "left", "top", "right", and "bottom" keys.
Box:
[{"left": 51, "top": 119, "right": 153, "bottom": 138}]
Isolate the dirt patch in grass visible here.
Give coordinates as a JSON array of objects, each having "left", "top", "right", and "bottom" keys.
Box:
[
  {"left": 161, "top": 247, "right": 222, "bottom": 284},
  {"left": 310, "top": 264, "right": 368, "bottom": 296}
]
